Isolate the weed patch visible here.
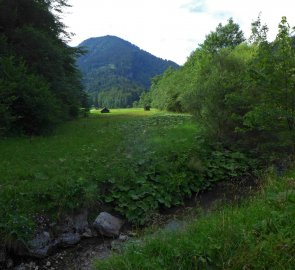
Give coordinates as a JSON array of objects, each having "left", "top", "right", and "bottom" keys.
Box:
[{"left": 95, "top": 171, "right": 295, "bottom": 270}]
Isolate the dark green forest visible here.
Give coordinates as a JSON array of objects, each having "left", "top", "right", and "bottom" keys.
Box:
[
  {"left": 141, "top": 17, "right": 295, "bottom": 165},
  {"left": 77, "top": 36, "right": 179, "bottom": 108},
  {"left": 0, "top": 0, "right": 87, "bottom": 135}
]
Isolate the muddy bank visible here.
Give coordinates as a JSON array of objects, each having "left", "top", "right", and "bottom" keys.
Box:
[{"left": 14, "top": 237, "right": 112, "bottom": 270}]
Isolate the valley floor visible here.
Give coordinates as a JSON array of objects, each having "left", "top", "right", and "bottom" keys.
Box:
[
  {"left": 0, "top": 108, "right": 199, "bottom": 264},
  {"left": 1, "top": 108, "right": 294, "bottom": 269}
]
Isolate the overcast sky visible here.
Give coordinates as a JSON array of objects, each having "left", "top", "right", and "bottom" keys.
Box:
[{"left": 62, "top": 0, "right": 295, "bottom": 65}]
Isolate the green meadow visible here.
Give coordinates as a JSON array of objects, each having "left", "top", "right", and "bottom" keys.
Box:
[
  {"left": 1, "top": 108, "right": 293, "bottom": 270},
  {"left": 0, "top": 109, "right": 200, "bottom": 239}
]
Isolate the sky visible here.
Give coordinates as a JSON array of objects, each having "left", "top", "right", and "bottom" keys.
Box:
[{"left": 62, "top": 0, "right": 295, "bottom": 65}]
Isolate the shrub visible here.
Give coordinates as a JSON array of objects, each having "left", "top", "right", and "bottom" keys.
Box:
[{"left": 0, "top": 57, "right": 61, "bottom": 135}]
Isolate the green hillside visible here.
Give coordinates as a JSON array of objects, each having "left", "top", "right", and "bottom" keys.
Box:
[{"left": 77, "top": 36, "right": 179, "bottom": 108}]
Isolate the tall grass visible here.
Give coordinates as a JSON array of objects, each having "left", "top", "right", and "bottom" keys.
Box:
[{"left": 95, "top": 170, "right": 295, "bottom": 269}]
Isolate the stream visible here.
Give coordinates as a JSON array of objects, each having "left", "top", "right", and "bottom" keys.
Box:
[{"left": 11, "top": 178, "right": 257, "bottom": 270}]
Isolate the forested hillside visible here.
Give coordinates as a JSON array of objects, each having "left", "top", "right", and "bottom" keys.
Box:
[
  {"left": 77, "top": 36, "right": 179, "bottom": 108},
  {"left": 0, "top": 0, "right": 87, "bottom": 135}
]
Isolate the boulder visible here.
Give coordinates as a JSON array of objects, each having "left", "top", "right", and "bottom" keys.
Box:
[
  {"left": 13, "top": 210, "right": 90, "bottom": 258},
  {"left": 82, "top": 228, "right": 94, "bottom": 238},
  {"left": 93, "top": 212, "right": 124, "bottom": 237},
  {"left": 59, "top": 232, "right": 81, "bottom": 247},
  {"left": 28, "top": 231, "right": 57, "bottom": 258}
]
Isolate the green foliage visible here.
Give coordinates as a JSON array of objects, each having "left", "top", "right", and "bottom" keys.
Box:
[
  {"left": 97, "top": 112, "right": 254, "bottom": 224},
  {"left": 0, "top": 0, "right": 87, "bottom": 135},
  {"left": 249, "top": 14, "right": 269, "bottom": 44},
  {"left": 201, "top": 18, "right": 245, "bottom": 53},
  {"left": 133, "top": 91, "right": 152, "bottom": 108},
  {"left": 194, "top": 139, "right": 256, "bottom": 184},
  {"left": 96, "top": 171, "right": 295, "bottom": 270},
  {"left": 0, "top": 109, "right": 255, "bottom": 239},
  {"left": 0, "top": 110, "right": 193, "bottom": 238},
  {"left": 149, "top": 68, "right": 185, "bottom": 112},
  {"left": 96, "top": 84, "right": 143, "bottom": 108},
  {"left": 148, "top": 19, "right": 244, "bottom": 113},
  {"left": 150, "top": 16, "right": 295, "bottom": 163},
  {"left": 0, "top": 57, "right": 61, "bottom": 135},
  {"left": 241, "top": 16, "right": 295, "bottom": 158},
  {"left": 182, "top": 44, "right": 254, "bottom": 146},
  {"left": 101, "top": 114, "right": 201, "bottom": 223}
]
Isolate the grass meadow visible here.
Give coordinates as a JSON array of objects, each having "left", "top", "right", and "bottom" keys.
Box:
[
  {"left": 0, "top": 108, "right": 199, "bottom": 239},
  {"left": 1, "top": 108, "right": 294, "bottom": 269}
]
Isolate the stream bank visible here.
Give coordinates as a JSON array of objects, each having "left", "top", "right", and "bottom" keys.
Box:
[{"left": 5, "top": 177, "right": 258, "bottom": 270}]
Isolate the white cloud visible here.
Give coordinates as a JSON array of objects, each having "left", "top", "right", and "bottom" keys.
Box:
[
  {"left": 63, "top": 0, "right": 295, "bottom": 65},
  {"left": 181, "top": 0, "right": 207, "bottom": 13}
]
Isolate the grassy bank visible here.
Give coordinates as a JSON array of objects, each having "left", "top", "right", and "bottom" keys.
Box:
[
  {"left": 95, "top": 169, "right": 295, "bottom": 270},
  {"left": 0, "top": 109, "right": 201, "bottom": 239}
]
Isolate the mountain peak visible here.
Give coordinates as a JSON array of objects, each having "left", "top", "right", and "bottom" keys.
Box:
[{"left": 77, "top": 36, "right": 179, "bottom": 107}]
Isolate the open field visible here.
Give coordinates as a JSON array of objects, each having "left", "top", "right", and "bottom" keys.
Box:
[
  {"left": 0, "top": 109, "right": 200, "bottom": 239},
  {"left": 1, "top": 110, "right": 294, "bottom": 270}
]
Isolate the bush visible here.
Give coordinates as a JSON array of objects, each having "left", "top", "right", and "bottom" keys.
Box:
[{"left": 0, "top": 57, "right": 61, "bottom": 135}]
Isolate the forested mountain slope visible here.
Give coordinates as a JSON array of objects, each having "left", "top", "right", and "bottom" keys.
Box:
[{"left": 77, "top": 35, "right": 179, "bottom": 107}]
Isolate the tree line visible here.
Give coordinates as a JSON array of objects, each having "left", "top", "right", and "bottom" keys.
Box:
[
  {"left": 0, "top": 0, "right": 88, "bottom": 135},
  {"left": 140, "top": 16, "right": 295, "bottom": 165}
]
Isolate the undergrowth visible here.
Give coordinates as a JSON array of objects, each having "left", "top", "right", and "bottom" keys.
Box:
[
  {"left": 95, "top": 169, "right": 295, "bottom": 270},
  {"left": 0, "top": 108, "right": 254, "bottom": 241}
]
